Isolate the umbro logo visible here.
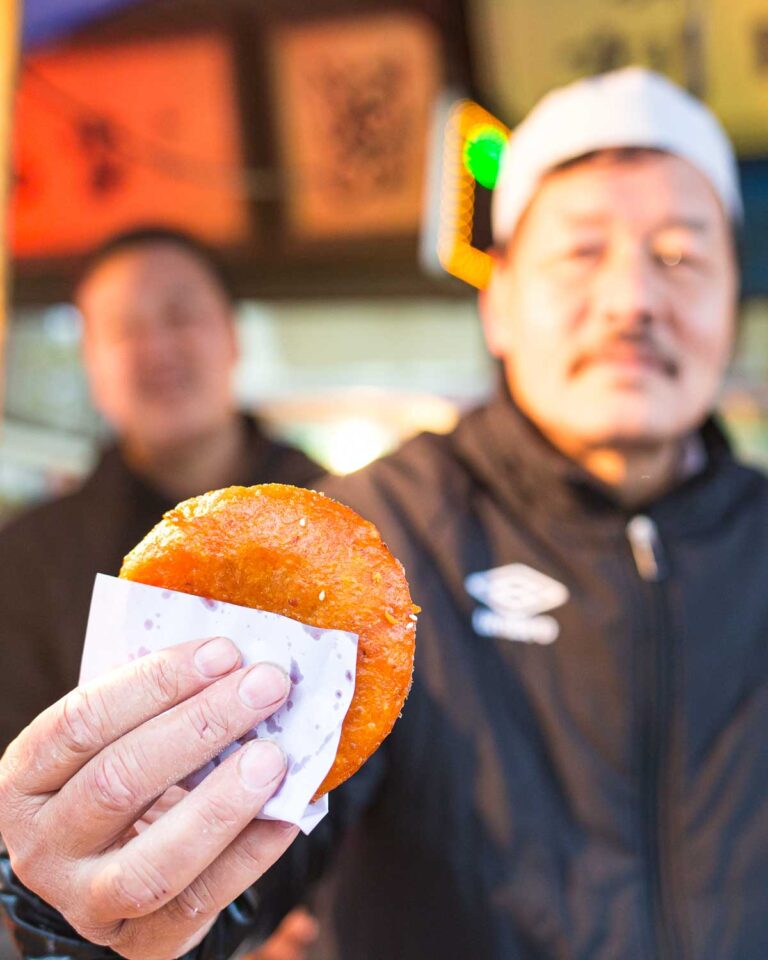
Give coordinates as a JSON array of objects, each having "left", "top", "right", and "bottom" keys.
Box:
[{"left": 464, "top": 563, "right": 569, "bottom": 645}]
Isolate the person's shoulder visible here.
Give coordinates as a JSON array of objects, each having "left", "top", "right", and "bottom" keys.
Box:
[
  {"left": 723, "top": 454, "right": 768, "bottom": 511},
  {"left": 266, "top": 439, "right": 323, "bottom": 488},
  {"left": 320, "top": 427, "right": 468, "bottom": 531},
  {"left": 0, "top": 482, "right": 91, "bottom": 549},
  {"left": 244, "top": 416, "right": 322, "bottom": 488},
  {"left": 0, "top": 488, "right": 96, "bottom": 598},
  {"left": 0, "top": 444, "right": 124, "bottom": 550}
]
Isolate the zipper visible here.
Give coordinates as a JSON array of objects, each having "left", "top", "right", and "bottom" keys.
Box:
[
  {"left": 627, "top": 515, "right": 665, "bottom": 582},
  {"left": 625, "top": 514, "right": 683, "bottom": 960}
]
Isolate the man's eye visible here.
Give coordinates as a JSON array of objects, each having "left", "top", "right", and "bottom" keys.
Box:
[{"left": 655, "top": 250, "right": 697, "bottom": 269}]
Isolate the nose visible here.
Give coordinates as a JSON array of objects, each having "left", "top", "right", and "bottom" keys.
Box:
[
  {"left": 591, "top": 246, "right": 662, "bottom": 330},
  {"left": 130, "top": 318, "right": 179, "bottom": 363}
]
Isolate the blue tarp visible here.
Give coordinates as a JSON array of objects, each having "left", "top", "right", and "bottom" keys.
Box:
[
  {"left": 740, "top": 160, "right": 768, "bottom": 298},
  {"left": 22, "top": 0, "right": 147, "bottom": 49}
]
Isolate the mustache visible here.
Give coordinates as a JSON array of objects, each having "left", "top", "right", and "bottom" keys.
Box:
[{"left": 569, "top": 333, "right": 679, "bottom": 379}]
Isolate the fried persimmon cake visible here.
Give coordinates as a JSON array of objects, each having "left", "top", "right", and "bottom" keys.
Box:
[{"left": 120, "top": 483, "right": 417, "bottom": 797}]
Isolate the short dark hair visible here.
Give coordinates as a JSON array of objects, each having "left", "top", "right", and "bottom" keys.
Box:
[{"left": 74, "top": 225, "right": 235, "bottom": 303}]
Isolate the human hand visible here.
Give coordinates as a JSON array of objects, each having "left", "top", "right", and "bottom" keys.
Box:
[{"left": 0, "top": 637, "right": 298, "bottom": 960}]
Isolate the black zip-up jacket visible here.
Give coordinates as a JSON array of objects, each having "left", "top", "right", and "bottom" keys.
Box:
[{"left": 2, "top": 397, "right": 767, "bottom": 959}]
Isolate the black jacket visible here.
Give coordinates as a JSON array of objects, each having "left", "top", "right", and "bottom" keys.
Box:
[
  {"left": 0, "top": 416, "right": 319, "bottom": 753},
  {"left": 2, "top": 397, "right": 767, "bottom": 959}
]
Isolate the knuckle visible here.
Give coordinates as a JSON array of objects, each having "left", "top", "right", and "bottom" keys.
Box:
[
  {"left": 96, "top": 854, "right": 173, "bottom": 917},
  {"left": 87, "top": 747, "right": 147, "bottom": 816},
  {"left": 229, "top": 832, "right": 271, "bottom": 879},
  {"left": 0, "top": 753, "right": 30, "bottom": 826},
  {"left": 6, "top": 861, "right": 92, "bottom": 937},
  {"left": 228, "top": 820, "right": 298, "bottom": 881},
  {"left": 138, "top": 658, "right": 180, "bottom": 710},
  {"left": 0, "top": 764, "right": 11, "bottom": 813},
  {"left": 56, "top": 688, "right": 108, "bottom": 756},
  {"left": 102, "top": 927, "right": 147, "bottom": 960},
  {"left": 196, "top": 793, "right": 243, "bottom": 835},
  {"left": 168, "top": 876, "right": 219, "bottom": 924},
  {"left": 187, "top": 698, "right": 232, "bottom": 747},
  {"left": 6, "top": 844, "right": 42, "bottom": 890},
  {"left": 0, "top": 738, "right": 23, "bottom": 795},
  {"left": 0, "top": 759, "right": 19, "bottom": 815},
  {"left": 71, "top": 919, "right": 124, "bottom": 950}
]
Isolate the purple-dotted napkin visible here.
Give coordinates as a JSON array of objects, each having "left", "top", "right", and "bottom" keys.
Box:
[{"left": 81, "top": 574, "right": 358, "bottom": 834}]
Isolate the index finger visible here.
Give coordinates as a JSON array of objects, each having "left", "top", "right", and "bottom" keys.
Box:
[{"left": 2, "top": 637, "right": 241, "bottom": 799}]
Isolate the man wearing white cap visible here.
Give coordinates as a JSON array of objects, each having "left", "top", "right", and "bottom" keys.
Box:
[{"left": 0, "top": 69, "right": 765, "bottom": 960}]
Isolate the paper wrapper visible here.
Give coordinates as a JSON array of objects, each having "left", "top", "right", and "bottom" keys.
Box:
[{"left": 81, "top": 574, "right": 358, "bottom": 834}]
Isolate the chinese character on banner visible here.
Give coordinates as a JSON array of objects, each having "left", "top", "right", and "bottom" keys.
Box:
[
  {"left": 472, "top": 0, "right": 688, "bottom": 124},
  {"left": 10, "top": 32, "right": 249, "bottom": 259}
]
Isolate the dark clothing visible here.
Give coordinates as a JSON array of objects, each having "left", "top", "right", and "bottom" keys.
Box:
[
  {"left": 260, "top": 396, "right": 768, "bottom": 959},
  {"left": 2, "top": 397, "right": 768, "bottom": 959},
  {"left": 0, "top": 417, "right": 319, "bottom": 752}
]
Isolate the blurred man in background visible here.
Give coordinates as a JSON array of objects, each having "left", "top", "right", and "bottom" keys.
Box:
[
  {"left": 1, "top": 69, "right": 766, "bottom": 960},
  {"left": 0, "top": 227, "right": 319, "bottom": 750},
  {"left": 0, "top": 228, "right": 321, "bottom": 960}
]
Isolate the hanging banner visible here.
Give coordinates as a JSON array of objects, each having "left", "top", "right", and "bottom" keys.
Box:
[
  {"left": 269, "top": 11, "right": 442, "bottom": 241},
  {"left": 472, "top": 0, "right": 689, "bottom": 125},
  {"left": 705, "top": 0, "right": 768, "bottom": 154},
  {"left": 11, "top": 31, "right": 249, "bottom": 259},
  {"left": 471, "top": 0, "right": 768, "bottom": 154}
]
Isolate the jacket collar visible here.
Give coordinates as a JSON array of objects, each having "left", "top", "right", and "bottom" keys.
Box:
[
  {"left": 450, "top": 386, "right": 754, "bottom": 544},
  {"left": 86, "top": 414, "right": 291, "bottom": 505}
]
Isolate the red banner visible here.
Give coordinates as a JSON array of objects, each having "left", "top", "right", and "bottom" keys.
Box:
[{"left": 11, "top": 31, "right": 248, "bottom": 258}]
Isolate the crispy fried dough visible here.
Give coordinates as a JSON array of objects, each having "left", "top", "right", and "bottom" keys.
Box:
[{"left": 120, "top": 484, "right": 417, "bottom": 797}]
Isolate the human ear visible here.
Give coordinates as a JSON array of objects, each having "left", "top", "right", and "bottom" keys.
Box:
[{"left": 479, "top": 265, "right": 513, "bottom": 360}]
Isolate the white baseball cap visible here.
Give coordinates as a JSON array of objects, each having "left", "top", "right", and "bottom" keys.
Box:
[{"left": 492, "top": 67, "right": 742, "bottom": 245}]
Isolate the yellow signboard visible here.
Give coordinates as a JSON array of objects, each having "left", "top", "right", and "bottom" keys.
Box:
[
  {"left": 706, "top": 0, "right": 768, "bottom": 153},
  {"left": 472, "top": 0, "right": 768, "bottom": 154},
  {"left": 474, "top": 0, "right": 689, "bottom": 124}
]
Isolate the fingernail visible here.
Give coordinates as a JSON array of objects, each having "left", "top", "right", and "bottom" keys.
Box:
[
  {"left": 239, "top": 663, "right": 290, "bottom": 709},
  {"left": 239, "top": 740, "right": 285, "bottom": 789},
  {"left": 194, "top": 637, "right": 240, "bottom": 677}
]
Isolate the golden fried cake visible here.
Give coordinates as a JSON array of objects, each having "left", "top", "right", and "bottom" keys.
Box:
[{"left": 120, "top": 484, "right": 417, "bottom": 797}]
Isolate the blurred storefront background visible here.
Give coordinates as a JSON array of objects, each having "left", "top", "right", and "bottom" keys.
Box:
[
  {"left": 3, "top": 0, "right": 768, "bottom": 521},
  {"left": 0, "top": 297, "right": 491, "bottom": 516},
  {"left": 6, "top": 296, "right": 768, "bottom": 521}
]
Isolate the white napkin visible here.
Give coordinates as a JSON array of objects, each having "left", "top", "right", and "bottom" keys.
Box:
[{"left": 81, "top": 574, "right": 358, "bottom": 834}]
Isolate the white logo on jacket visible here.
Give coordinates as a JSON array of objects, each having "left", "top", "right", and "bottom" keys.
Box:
[{"left": 465, "top": 563, "right": 569, "bottom": 645}]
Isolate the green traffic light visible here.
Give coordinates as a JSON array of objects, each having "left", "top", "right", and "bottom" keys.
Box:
[{"left": 463, "top": 125, "right": 506, "bottom": 190}]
